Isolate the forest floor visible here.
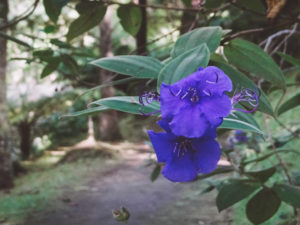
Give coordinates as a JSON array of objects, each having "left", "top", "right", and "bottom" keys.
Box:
[{"left": 17, "top": 141, "right": 232, "bottom": 225}]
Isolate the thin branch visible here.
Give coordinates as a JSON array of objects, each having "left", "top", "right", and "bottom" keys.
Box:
[{"left": 0, "top": 0, "right": 40, "bottom": 30}]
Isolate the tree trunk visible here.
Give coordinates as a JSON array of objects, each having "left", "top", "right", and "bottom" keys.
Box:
[
  {"left": 18, "top": 122, "right": 32, "bottom": 160},
  {"left": 0, "top": 0, "right": 13, "bottom": 189},
  {"left": 136, "top": 0, "right": 147, "bottom": 55},
  {"left": 97, "top": 8, "right": 122, "bottom": 141}
]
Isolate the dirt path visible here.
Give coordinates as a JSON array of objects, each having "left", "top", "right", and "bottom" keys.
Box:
[{"left": 21, "top": 149, "right": 231, "bottom": 225}]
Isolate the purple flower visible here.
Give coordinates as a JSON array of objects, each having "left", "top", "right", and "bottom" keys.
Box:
[
  {"left": 234, "top": 130, "right": 248, "bottom": 142},
  {"left": 231, "top": 88, "right": 260, "bottom": 113},
  {"left": 160, "top": 66, "right": 232, "bottom": 138},
  {"left": 147, "top": 119, "right": 221, "bottom": 182}
]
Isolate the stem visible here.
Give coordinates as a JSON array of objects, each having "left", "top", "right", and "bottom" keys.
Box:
[{"left": 262, "top": 114, "right": 293, "bottom": 184}]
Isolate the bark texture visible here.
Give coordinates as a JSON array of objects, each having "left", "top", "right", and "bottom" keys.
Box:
[
  {"left": 0, "top": 0, "right": 13, "bottom": 189},
  {"left": 97, "top": 9, "right": 122, "bottom": 141}
]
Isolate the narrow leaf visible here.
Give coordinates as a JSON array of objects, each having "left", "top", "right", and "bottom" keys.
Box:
[
  {"left": 212, "top": 58, "right": 274, "bottom": 116},
  {"left": 150, "top": 164, "right": 161, "bottom": 182},
  {"left": 43, "top": 0, "right": 70, "bottom": 23},
  {"left": 277, "top": 93, "right": 300, "bottom": 116},
  {"left": 224, "top": 39, "right": 285, "bottom": 87},
  {"left": 273, "top": 183, "right": 300, "bottom": 208},
  {"left": 246, "top": 188, "right": 281, "bottom": 224},
  {"left": 62, "top": 106, "right": 109, "bottom": 118},
  {"left": 216, "top": 179, "right": 260, "bottom": 211},
  {"left": 67, "top": 4, "right": 106, "bottom": 42},
  {"left": 220, "top": 112, "right": 264, "bottom": 135},
  {"left": 277, "top": 52, "right": 300, "bottom": 67},
  {"left": 117, "top": 5, "right": 142, "bottom": 36},
  {"left": 245, "top": 167, "right": 277, "bottom": 183},
  {"left": 91, "top": 96, "right": 160, "bottom": 115},
  {"left": 41, "top": 58, "right": 60, "bottom": 78},
  {"left": 90, "top": 56, "right": 163, "bottom": 79},
  {"left": 157, "top": 44, "right": 210, "bottom": 91},
  {"left": 171, "top": 26, "right": 222, "bottom": 57}
]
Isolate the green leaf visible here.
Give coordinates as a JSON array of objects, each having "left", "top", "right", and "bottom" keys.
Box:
[
  {"left": 41, "top": 57, "right": 60, "bottom": 78},
  {"left": 246, "top": 188, "right": 281, "bottom": 225},
  {"left": 150, "top": 164, "right": 161, "bottom": 182},
  {"left": 91, "top": 96, "right": 160, "bottom": 115},
  {"left": 224, "top": 39, "right": 285, "bottom": 88},
  {"left": 277, "top": 93, "right": 300, "bottom": 116},
  {"left": 245, "top": 167, "right": 277, "bottom": 183},
  {"left": 220, "top": 111, "right": 264, "bottom": 135},
  {"left": 61, "top": 106, "right": 109, "bottom": 118},
  {"left": 212, "top": 58, "right": 274, "bottom": 116},
  {"left": 66, "top": 4, "right": 106, "bottom": 42},
  {"left": 277, "top": 52, "right": 300, "bottom": 67},
  {"left": 117, "top": 5, "right": 142, "bottom": 36},
  {"left": 273, "top": 183, "right": 300, "bottom": 208},
  {"left": 43, "top": 0, "right": 70, "bottom": 23},
  {"left": 157, "top": 44, "right": 210, "bottom": 91},
  {"left": 61, "top": 54, "right": 79, "bottom": 74},
  {"left": 90, "top": 56, "right": 163, "bottom": 79},
  {"left": 33, "top": 49, "right": 54, "bottom": 62},
  {"left": 171, "top": 26, "right": 222, "bottom": 58},
  {"left": 216, "top": 179, "right": 260, "bottom": 212}
]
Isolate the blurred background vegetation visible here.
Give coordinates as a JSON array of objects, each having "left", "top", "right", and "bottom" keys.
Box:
[{"left": 0, "top": 0, "right": 299, "bottom": 224}]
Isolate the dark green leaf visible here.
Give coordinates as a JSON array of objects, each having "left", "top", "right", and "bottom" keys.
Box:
[
  {"left": 216, "top": 179, "right": 260, "bottom": 212},
  {"left": 91, "top": 96, "right": 160, "bottom": 115},
  {"left": 41, "top": 57, "right": 60, "bottom": 78},
  {"left": 273, "top": 183, "right": 300, "bottom": 208},
  {"left": 199, "top": 185, "right": 215, "bottom": 195},
  {"left": 157, "top": 44, "right": 210, "bottom": 90},
  {"left": 150, "top": 164, "right": 161, "bottom": 182},
  {"left": 224, "top": 39, "right": 285, "bottom": 88},
  {"left": 61, "top": 106, "right": 109, "bottom": 118},
  {"left": 277, "top": 93, "right": 300, "bottom": 116},
  {"left": 44, "top": 25, "right": 56, "bottom": 33},
  {"left": 246, "top": 188, "right": 281, "bottom": 224},
  {"left": 50, "top": 39, "right": 72, "bottom": 48},
  {"left": 245, "top": 167, "right": 277, "bottom": 183},
  {"left": 66, "top": 4, "right": 106, "bottom": 42},
  {"left": 171, "top": 26, "right": 222, "bottom": 57},
  {"left": 33, "top": 49, "right": 54, "bottom": 62},
  {"left": 277, "top": 52, "right": 300, "bottom": 67},
  {"left": 90, "top": 55, "right": 163, "bottom": 78},
  {"left": 292, "top": 171, "right": 300, "bottom": 186},
  {"left": 61, "top": 54, "right": 79, "bottom": 74},
  {"left": 212, "top": 58, "right": 274, "bottom": 116},
  {"left": 117, "top": 5, "right": 142, "bottom": 36},
  {"left": 43, "top": 0, "right": 70, "bottom": 23},
  {"left": 220, "top": 112, "right": 264, "bottom": 135}
]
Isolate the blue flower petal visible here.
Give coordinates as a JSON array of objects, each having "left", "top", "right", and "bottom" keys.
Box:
[
  {"left": 168, "top": 104, "right": 209, "bottom": 138},
  {"left": 147, "top": 130, "right": 175, "bottom": 163},
  {"left": 197, "top": 66, "right": 232, "bottom": 95},
  {"left": 192, "top": 138, "right": 221, "bottom": 173},
  {"left": 157, "top": 118, "right": 172, "bottom": 133},
  {"left": 162, "top": 151, "right": 198, "bottom": 182},
  {"left": 200, "top": 95, "right": 232, "bottom": 126}
]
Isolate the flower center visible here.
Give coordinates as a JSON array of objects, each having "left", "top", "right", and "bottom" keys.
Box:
[{"left": 173, "top": 137, "right": 194, "bottom": 157}]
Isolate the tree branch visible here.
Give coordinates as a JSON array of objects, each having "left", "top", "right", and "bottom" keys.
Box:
[{"left": 0, "top": 0, "right": 40, "bottom": 30}]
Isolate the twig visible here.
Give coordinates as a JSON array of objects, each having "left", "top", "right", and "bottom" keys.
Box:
[
  {"left": 0, "top": 0, "right": 40, "bottom": 30},
  {"left": 270, "top": 23, "right": 298, "bottom": 56},
  {"left": 222, "top": 21, "right": 296, "bottom": 44}
]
